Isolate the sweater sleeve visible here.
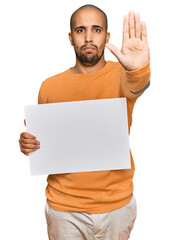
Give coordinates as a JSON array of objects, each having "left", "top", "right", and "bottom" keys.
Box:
[
  {"left": 120, "top": 60, "right": 151, "bottom": 99},
  {"left": 38, "top": 81, "right": 47, "bottom": 104}
]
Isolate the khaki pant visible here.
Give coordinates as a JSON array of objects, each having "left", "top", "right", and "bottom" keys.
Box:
[{"left": 45, "top": 195, "right": 137, "bottom": 240}]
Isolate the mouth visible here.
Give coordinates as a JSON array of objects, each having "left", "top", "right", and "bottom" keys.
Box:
[{"left": 83, "top": 47, "right": 96, "bottom": 51}]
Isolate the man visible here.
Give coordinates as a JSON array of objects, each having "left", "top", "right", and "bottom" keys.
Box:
[{"left": 19, "top": 4, "right": 151, "bottom": 240}]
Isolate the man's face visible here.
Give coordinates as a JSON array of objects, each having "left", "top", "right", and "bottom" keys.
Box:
[{"left": 69, "top": 8, "right": 110, "bottom": 66}]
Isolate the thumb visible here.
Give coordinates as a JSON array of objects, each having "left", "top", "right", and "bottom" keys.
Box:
[{"left": 105, "top": 43, "right": 123, "bottom": 62}]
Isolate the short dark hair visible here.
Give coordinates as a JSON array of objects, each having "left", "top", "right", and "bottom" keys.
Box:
[{"left": 70, "top": 4, "right": 108, "bottom": 33}]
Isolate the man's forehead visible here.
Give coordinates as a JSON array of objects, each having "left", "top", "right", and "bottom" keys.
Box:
[{"left": 73, "top": 9, "right": 104, "bottom": 28}]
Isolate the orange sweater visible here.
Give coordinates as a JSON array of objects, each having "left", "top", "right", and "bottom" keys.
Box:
[{"left": 38, "top": 60, "right": 151, "bottom": 213}]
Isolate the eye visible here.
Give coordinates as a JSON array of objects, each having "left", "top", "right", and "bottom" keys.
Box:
[
  {"left": 77, "top": 29, "right": 84, "bottom": 33},
  {"left": 94, "top": 28, "right": 101, "bottom": 32}
]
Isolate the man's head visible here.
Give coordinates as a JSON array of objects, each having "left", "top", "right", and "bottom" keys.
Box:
[{"left": 68, "top": 4, "right": 110, "bottom": 66}]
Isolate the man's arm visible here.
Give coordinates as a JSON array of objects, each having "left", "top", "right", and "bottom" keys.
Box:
[
  {"left": 120, "top": 60, "right": 151, "bottom": 99},
  {"left": 106, "top": 10, "right": 151, "bottom": 98}
]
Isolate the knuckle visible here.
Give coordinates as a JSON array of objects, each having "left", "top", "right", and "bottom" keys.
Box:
[
  {"left": 25, "top": 132, "right": 29, "bottom": 138},
  {"left": 22, "top": 139, "right": 27, "bottom": 144},
  {"left": 24, "top": 138, "right": 30, "bottom": 144},
  {"left": 21, "top": 132, "right": 26, "bottom": 138},
  {"left": 20, "top": 142, "right": 25, "bottom": 148},
  {"left": 27, "top": 144, "right": 33, "bottom": 149},
  {"left": 23, "top": 132, "right": 30, "bottom": 138}
]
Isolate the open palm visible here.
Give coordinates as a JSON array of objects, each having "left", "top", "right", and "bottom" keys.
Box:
[{"left": 106, "top": 11, "right": 150, "bottom": 71}]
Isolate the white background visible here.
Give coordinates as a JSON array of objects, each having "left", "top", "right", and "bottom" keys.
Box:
[{"left": 0, "top": 0, "right": 168, "bottom": 239}]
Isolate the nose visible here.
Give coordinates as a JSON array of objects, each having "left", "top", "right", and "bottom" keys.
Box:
[{"left": 85, "top": 30, "right": 93, "bottom": 43}]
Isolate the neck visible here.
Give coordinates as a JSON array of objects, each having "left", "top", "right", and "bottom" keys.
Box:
[{"left": 71, "top": 58, "right": 107, "bottom": 74}]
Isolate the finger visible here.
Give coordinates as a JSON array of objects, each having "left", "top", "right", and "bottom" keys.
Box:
[
  {"left": 20, "top": 132, "right": 37, "bottom": 140},
  {"left": 105, "top": 43, "right": 123, "bottom": 62},
  {"left": 122, "top": 15, "right": 129, "bottom": 43},
  {"left": 21, "top": 137, "right": 39, "bottom": 145},
  {"left": 141, "top": 21, "right": 147, "bottom": 42},
  {"left": 21, "top": 142, "right": 39, "bottom": 150},
  {"left": 135, "top": 12, "right": 141, "bottom": 38},
  {"left": 129, "top": 10, "right": 135, "bottom": 38},
  {"left": 24, "top": 119, "right": 26, "bottom": 126}
]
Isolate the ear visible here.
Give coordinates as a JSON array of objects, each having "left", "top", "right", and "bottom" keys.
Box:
[
  {"left": 106, "top": 32, "right": 110, "bottom": 44},
  {"left": 68, "top": 32, "right": 74, "bottom": 46}
]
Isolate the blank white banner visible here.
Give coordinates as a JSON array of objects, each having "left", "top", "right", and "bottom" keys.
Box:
[{"left": 24, "top": 97, "right": 131, "bottom": 176}]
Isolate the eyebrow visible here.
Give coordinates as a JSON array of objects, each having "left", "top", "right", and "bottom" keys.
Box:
[{"left": 74, "top": 25, "right": 103, "bottom": 31}]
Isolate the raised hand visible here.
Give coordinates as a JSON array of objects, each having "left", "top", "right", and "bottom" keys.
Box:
[{"left": 106, "top": 10, "right": 150, "bottom": 71}]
